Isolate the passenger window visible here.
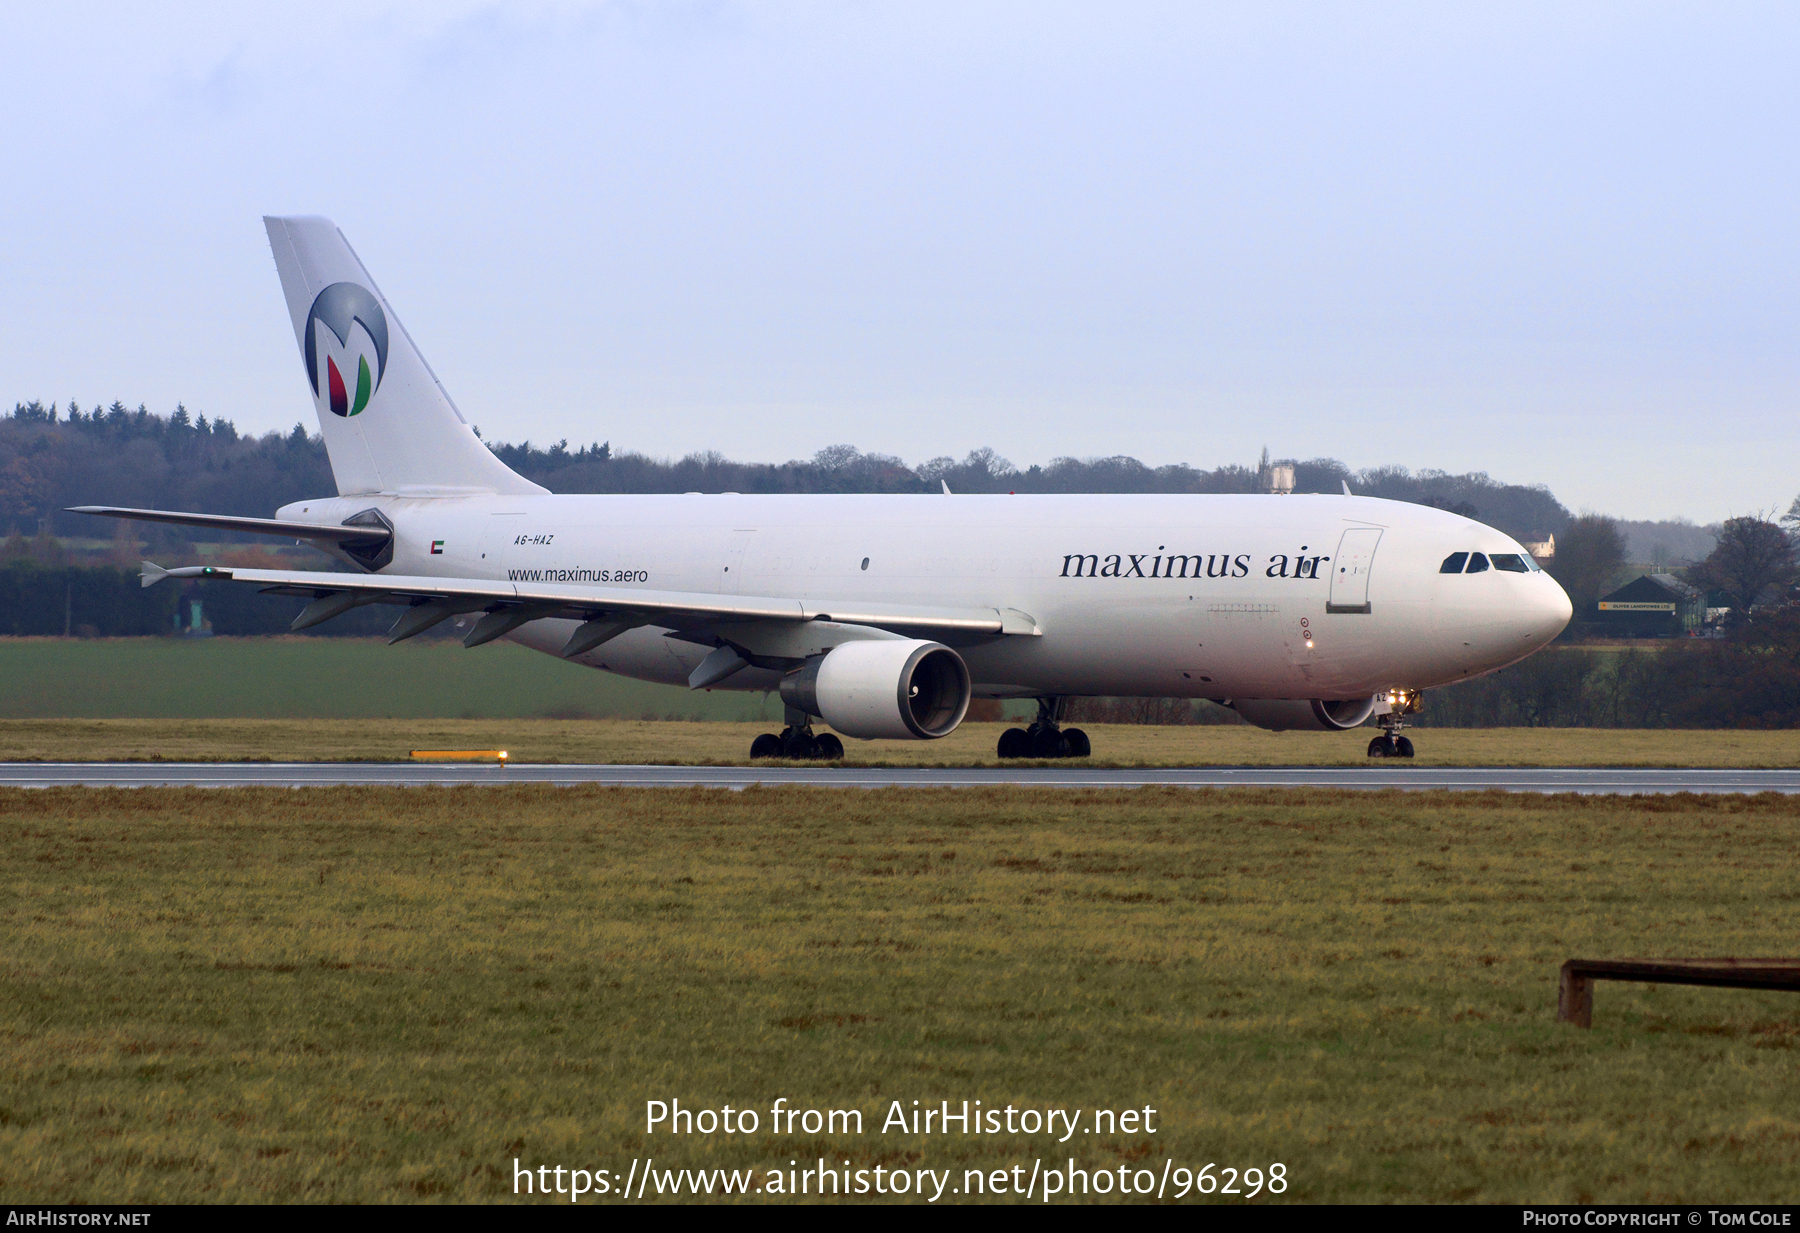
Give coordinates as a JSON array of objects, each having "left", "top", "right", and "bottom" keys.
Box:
[
  {"left": 1440, "top": 553, "right": 1469, "bottom": 574},
  {"left": 1490, "top": 553, "right": 1529, "bottom": 573},
  {"left": 1465, "top": 552, "right": 1490, "bottom": 573}
]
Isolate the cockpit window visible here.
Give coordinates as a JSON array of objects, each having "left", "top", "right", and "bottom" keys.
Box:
[
  {"left": 1490, "top": 553, "right": 1529, "bottom": 573},
  {"left": 1465, "top": 552, "right": 1490, "bottom": 573},
  {"left": 1440, "top": 552, "right": 1469, "bottom": 574}
]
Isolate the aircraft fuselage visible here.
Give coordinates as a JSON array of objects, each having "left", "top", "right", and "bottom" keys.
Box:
[{"left": 275, "top": 490, "right": 1573, "bottom": 701}]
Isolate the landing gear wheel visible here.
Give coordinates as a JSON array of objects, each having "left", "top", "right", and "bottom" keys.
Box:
[
  {"left": 815, "top": 733, "right": 845, "bottom": 761},
  {"left": 750, "top": 733, "right": 782, "bottom": 759},
  {"left": 1013, "top": 697, "right": 1084, "bottom": 758},
  {"left": 1371, "top": 690, "right": 1421, "bottom": 761},
  {"left": 781, "top": 729, "right": 820, "bottom": 760}
]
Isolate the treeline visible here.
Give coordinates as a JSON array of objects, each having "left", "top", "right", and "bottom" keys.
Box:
[
  {"left": 9, "top": 400, "right": 1569, "bottom": 542},
  {"left": 3, "top": 401, "right": 332, "bottom": 543},
  {"left": 1420, "top": 613, "right": 1800, "bottom": 728},
  {"left": 0, "top": 561, "right": 412, "bottom": 639},
  {"left": 1063, "top": 614, "right": 1800, "bottom": 729},
  {"left": 1047, "top": 618, "right": 1800, "bottom": 729},
  {"left": 494, "top": 443, "right": 1571, "bottom": 542}
]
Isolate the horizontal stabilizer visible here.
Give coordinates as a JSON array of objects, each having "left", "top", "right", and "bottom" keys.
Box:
[{"left": 71, "top": 506, "right": 393, "bottom": 545}]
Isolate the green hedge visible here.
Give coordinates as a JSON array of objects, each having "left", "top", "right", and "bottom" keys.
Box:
[{"left": 0, "top": 562, "right": 400, "bottom": 637}]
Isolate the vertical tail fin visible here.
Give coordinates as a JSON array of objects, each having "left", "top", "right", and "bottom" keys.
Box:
[{"left": 263, "top": 216, "right": 545, "bottom": 497}]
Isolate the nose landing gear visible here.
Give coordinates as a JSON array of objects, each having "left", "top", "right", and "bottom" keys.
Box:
[
  {"left": 997, "top": 697, "right": 1091, "bottom": 759},
  {"left": 1366, "top": 689, "right": 1421, "bottom": 758}
]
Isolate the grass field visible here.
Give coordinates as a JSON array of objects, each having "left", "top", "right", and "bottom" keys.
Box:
[
  {"left": 1, "top": 717, "right": 1798, "bottom": 767},
  {"left": 0, "top": 637, "right": 781, "bottom": 721},
  {"left": 6, "top": 785, "right": 1800, "bottom": 1204}
]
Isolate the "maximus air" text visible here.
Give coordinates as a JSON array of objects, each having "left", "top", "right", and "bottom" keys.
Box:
[{"left": 1060, "top": 550, "right": 1331, "bottom": 580}]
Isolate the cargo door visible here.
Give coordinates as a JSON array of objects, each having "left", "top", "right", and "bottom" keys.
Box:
[
  {"left": 484, "top": 511, "right": 528, "bottom": 579},
  {"left": 1326, "top": 528, "right": 1381, "bottom": 614}
]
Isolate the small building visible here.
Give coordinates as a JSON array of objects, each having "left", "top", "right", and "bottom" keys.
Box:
[
  {"left": 1596, "top": 573, "right": 1703, "bottom": 637},
  {"left": 1523, "top": 533, "right": 1555, "bottom": 560}
]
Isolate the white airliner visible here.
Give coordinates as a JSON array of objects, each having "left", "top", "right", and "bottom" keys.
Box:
[{"left": 74, "top": 216, "right": 1573, "bottom": 760}]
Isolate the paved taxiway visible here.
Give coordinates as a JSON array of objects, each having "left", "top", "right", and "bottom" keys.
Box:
[{"left": 1, "top": 763, "right": 1796, "bottom": 793}]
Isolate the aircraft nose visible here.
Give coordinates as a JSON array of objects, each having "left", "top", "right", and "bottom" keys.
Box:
[
  {"left": 1538, "top": 574, "right": 1574, "bottom": 638},
  {"left": 1468, "top": 571, "right": 1574, "bottom": 668}
]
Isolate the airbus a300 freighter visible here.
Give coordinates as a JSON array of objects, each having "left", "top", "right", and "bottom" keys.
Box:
[{"left": 75, "top": 217, "right": 1573, "bottom": 760}]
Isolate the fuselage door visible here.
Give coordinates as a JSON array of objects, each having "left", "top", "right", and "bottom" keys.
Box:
[
  {"left": 1326, "top": 528, "right": 1381, "bottom": 614},
  {"left": 721, "top": 528, "right": 756, "bottom": 594}
]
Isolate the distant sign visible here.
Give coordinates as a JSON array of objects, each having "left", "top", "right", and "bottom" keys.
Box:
[{"left": 1599, "top": 601, "right": 1676, "bottom": 612}]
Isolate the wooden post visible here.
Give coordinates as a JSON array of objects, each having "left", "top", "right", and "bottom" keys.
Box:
[
  {"left": 1558, "top": 961, "right": 1593, "bottom": 1028},
  {"left": 1557, "top": 958, "right": 1800, "bottom": 1028}
]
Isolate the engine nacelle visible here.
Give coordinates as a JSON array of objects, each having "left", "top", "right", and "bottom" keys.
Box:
[
  {"left": 1226, "top": 697, "right": 1379, "bottom": 733},
  {"left": 780, "top": 640, "right": 971, "bottom": 740}
]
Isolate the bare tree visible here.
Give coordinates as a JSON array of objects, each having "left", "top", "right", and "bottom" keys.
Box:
[
  {"left": 1689, "top": 514, "right": 1798, "bottom": 618},
  {"left": 1548, "top": 514, "right": 1627, "bottom": 621}
]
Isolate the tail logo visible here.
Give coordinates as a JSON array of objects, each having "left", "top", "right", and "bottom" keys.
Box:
[{"left": 304, "top": 282, "right": 390, "bottom": 417}]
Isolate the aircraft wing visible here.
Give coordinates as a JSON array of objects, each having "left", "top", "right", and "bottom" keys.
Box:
[{"left": 140, "top": 562, "right": 1041, "bottom": 653}]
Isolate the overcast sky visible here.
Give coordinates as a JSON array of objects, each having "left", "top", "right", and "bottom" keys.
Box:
[{"left": 5, "top": 2, "right": 1797, "bottom": 521}]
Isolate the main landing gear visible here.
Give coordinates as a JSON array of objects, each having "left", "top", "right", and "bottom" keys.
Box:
[
  {"left": 749, "top": 708, "right": 845, "bottom": 761},
  {"left": 997, "top": 697, "right": 1091, "bottom": 759},
  {"left": 1367, "top": 712, "right": 1415, "bottom": 759}
]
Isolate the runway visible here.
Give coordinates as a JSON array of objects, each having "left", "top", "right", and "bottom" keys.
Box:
[{"left": 1, "top": 763, "right": 1797, "bottom": 793}]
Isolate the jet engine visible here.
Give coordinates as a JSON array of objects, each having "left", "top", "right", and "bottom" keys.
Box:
[
  {"left": 780, "top": 640, "right": 971, "bottom": 740},
  {"left": 1225, "top": 697, "right": 1379, "bottom": 733}
]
